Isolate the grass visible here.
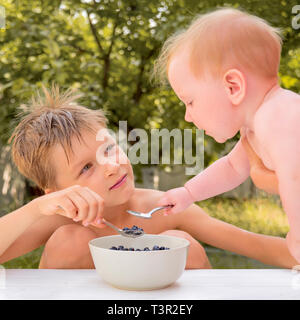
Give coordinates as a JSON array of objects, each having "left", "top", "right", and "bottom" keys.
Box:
[
  {"left": 1, "top": 195, "right": 289, "bottom": 269},
  {"left": 206, "top": 248, "right": 278, "bottom": 269},
  {"left": 2, "top": 246, "right": 44, "bottom": 269},
  {"left": 199, "top": 195, "right": 289, "bottom": 238},
  {"left": 199, "top": 195, "right": 288, "bottom": 268}
]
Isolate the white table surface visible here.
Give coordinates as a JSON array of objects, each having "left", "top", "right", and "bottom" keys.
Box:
[{"left": 1, "top": 269, "right": 300, "bottom": 300}]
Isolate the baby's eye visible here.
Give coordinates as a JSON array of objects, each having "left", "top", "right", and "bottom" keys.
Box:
[
  {"left": 187, "top": 100, "right": 193, "bottom": 107},
  {"left": 80, "top": 163, "right": 92, "bottom": 175}
]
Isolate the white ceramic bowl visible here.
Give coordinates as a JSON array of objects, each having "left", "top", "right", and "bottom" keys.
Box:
[{"left": 89, "top": 234, "right": 189, "bottom": 290}]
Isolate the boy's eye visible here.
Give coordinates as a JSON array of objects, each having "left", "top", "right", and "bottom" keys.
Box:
[
  {"left": 105, "top": 143, "right": 116, "bottom": 155},
  {"left": 187, "top": 100, "right": 193, "bottom": 107},
  {"left": 80, "top": 163, "right": 92, "bottom": 175}
]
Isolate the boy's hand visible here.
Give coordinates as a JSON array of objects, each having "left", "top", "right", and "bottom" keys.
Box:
[
  {"left": 31, "top": 185, "right": 105, "bottom": 227},
  {"left": 157, "top": 187, "right": 195, "bottom": 215}
]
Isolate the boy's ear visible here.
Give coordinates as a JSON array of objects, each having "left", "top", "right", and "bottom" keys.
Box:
[
  {"left": 44, "top": 188, "right": 52, "bottom": 194},
  {"left": 223, "top": 69, "right": 246, "bottom": 105}
]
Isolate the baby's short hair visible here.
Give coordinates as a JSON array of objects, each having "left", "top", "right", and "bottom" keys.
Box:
[
  {"left": 8, "top": 85, "right": 108, "bottom": 191},
  {"left": 154, "top": 7, "right": 282, "bottom": 83}
]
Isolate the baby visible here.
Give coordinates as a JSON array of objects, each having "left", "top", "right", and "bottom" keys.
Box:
[{"left": 155, "top": 8, "right": 300, "bottom": 262}]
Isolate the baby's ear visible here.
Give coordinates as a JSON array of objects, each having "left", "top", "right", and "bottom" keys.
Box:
[{"left": 223, "top": 69, "right": 246, "bottom": 105}]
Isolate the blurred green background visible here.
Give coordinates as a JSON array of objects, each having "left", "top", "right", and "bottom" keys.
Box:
[{"left": 0, "top": 0, "right": 299, "bottom": 268}]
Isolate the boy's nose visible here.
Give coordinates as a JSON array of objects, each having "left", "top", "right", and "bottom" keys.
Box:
[
  {"left": 104, "top": 161, "right": 120, "bottom": 177},
  {"left": 185, "top": 110, "right": 193, "bottom": 122}
]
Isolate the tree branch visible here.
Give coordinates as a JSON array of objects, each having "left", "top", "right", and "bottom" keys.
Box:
[
  {"left": 68, "top": 43, "right": 94, "bottom": 56},
  {"left": 102, "top": 19, "right": 118, "bottom": 88},
  {"left": 86, "top": 11, "right": 105, "bottom": 57},
  {"left": 133, "top": 47, "right": 157, "bottom": 104}
]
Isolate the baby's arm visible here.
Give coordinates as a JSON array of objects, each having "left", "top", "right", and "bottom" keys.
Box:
[
  {"left": 159, "top": 138, "right": 251, "bottom": 213},
  {"left": 185, "top": 138, "right": 250, "bottom": 201},
  {"left": 174, "top": 204, "right": 298, "bottom": 268}
]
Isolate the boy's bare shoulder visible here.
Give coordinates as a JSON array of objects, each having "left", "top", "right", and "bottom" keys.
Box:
[{"left": 132, "top": 188, "right": 165, "bottom": 210}]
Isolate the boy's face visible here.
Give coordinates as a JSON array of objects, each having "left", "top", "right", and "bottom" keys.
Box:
[
  {"left": 49, "top": 126, "right": 135, "bottom": 207},
  {"left": 168, "top": 50, "right": 241, "bottom": 143}
]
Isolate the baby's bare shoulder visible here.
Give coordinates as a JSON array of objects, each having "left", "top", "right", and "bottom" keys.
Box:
[{"left": 254, "top": 89, "right": 300, "bottom": 141}]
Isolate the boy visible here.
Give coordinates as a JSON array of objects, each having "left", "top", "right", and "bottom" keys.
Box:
[
  {"left": 0, "top": 85, "right": 297, "bottom": 269},
  {"left": 154, "top": 8, "right": 300, "bottom": 262}
]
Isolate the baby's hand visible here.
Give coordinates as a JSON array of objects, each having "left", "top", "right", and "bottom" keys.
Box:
[
  {"left": 31, "top": 185, "right": 105, "bottom": 227},
  {"left": 157, "top": 187, "right": 194, "bottom": 215}
]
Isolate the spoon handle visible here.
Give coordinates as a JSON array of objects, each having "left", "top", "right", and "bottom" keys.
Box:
[
  {"left": 149, "top": 205, "right": 173, "bottom": 216},
  {"left": 103, "top": 220, "right": 121, "bottom": 233}
]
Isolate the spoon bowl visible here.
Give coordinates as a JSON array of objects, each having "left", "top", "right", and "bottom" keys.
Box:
[{"left": 103, "top": 220, "right": 144, "bottom": 238}]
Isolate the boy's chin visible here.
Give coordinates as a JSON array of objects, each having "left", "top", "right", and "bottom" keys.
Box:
[{"left": 108, "top": 186, "right": 135, "bottom": 206}]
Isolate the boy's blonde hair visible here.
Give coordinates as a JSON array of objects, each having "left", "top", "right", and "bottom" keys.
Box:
[
  {"left": 153, "top": 7, "right": 282, "bottom": 84},
  {"left": 8, "top": 85, "right": 108, "bottom": 191}
]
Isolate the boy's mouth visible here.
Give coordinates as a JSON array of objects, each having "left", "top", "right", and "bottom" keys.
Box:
[{"left": 109, "top": 174, "right": 127, "bottom": 190}]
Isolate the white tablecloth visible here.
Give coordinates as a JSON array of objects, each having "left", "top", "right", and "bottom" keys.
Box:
[{"left": 1, "top": 269, "right": 300, "bottom": 300}]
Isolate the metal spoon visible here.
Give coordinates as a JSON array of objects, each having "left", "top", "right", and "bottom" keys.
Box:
[
  {"left": 103, "top": 220, "right": 144, "bottom": 238},
  {"left": 56, "top": 205, "right": 144, "bottom": 238},
  {"left": 126, "top": 205, "right": 173, "bottom": 219}
]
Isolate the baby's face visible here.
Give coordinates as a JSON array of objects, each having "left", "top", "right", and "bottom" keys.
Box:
[
  {"left": 168, "top": 51, "right": 240, "bottom": 143},
  {"left": 50, "top": 126, "right": 135, "bottom": 207}
]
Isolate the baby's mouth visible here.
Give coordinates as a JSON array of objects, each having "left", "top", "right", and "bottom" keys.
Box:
[{"left": 109, "top": 174, "right": 127, "bottom": 190}]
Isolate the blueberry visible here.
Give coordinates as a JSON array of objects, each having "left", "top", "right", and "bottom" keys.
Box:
[
  {"left": 110, "top": 246, "right": 118, "bottom": 250},
  {"left": 144, "top": 247, "right": 150, "bottom": 251},
  {"left": 159, "top": 246, "right": 165, "bottom": 250},
  {"left": 134, "top": 231, "right": 142, "bottom": 235},
  {"left": 152, "top": 245, "right": 160, "bottom": 250},
  {"left": 132, "top": 225, "right": 138, "bottom": 230},
  {"left": 122, "top": 227, "right": 130, "bottom": 231},
  {"left": 118, "top": 245, "right": 124, "bottom": 250},
  {"left": 129, "top": 247, "right": 135, "bottom": 251},
  {"left": 135, "top": 249, "right": 141, "bottom": 251},
  {"left": 123, "top": 248, "right": 129, "bottom": 251}
]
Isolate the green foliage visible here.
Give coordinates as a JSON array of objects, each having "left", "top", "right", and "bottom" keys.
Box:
[
  {"left": 0, "top": 0, "right": 299, "bottom": 194},
  {"left": 1, "top": 0, "right": 299, "bottom": 141}
]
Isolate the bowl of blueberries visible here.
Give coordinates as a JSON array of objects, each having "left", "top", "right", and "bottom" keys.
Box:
[{"left": 89, "top": 227, "right": 190, "bottom": 290}]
